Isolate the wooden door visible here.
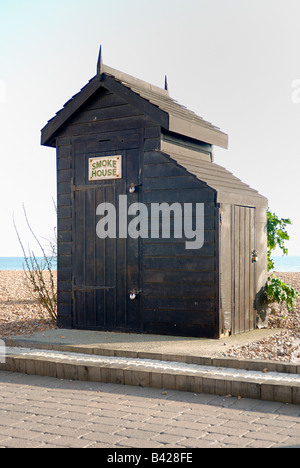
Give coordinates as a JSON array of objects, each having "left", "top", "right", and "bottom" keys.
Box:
[
  {"left": 71, "top": 131, "right": 142, "bottom": 332},
  {"left": 232, "top": 205, "right": 256, "bottom": 334}
]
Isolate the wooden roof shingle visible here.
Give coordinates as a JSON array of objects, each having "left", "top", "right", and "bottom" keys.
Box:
[{"left": 165, "top": 149, "right": 268, "bottom": 206}]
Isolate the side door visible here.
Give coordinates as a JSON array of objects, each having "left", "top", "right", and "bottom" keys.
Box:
[{"left": 232, "top": 205, "right": 256, "bottom": 334}]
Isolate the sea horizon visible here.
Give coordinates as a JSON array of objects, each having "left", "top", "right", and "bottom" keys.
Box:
[
  {"left": 0, "top": 257, "right": 57, "bottom": 271},
  {"left": 0, "top": 255, "right": 299, "bottom": 272}
]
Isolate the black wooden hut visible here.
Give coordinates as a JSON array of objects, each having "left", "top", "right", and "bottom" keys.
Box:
[{"left": 41, "top": 50, "right": 268, "bottom": 339}]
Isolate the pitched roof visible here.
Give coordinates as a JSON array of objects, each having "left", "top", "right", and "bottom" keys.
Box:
[
  {"left": 102, "top": 64, "right": 228, "bottom": 148},
  {"left": 41, "top": 59, "right": 228, "bottom": 149}
]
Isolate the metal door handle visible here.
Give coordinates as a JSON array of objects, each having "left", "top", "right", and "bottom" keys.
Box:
[
  {"left": 128, "top": 183, "right": 142, "bottom": 194},
  {"left": 129, "top": 289, "right": 143, "bottom": 300}
]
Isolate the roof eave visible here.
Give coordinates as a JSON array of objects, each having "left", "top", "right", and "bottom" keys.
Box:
[
  {"left": 41, "top": 75, "right": 103, "bottom": 147},
  {"left": 216, "top": 190, "right": 268, "bottom": 207}
]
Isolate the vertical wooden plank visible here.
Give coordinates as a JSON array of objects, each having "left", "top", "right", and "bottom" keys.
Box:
[
  {"left": 105, "top": 184, "right": 117, "bottom": 329},
  {"left": 105, "top": 289, "right": 116, "bottom": 329},
  {"left": 213, "top": 204, "right": 220, "bottom": 338},
  {"left": 74, "top": 151, "right": 86, "bottom": 185},
  {"left": 74, "top": 190, "right": 85, "bottom": 286},
  {"left": 218, "top": 203, "right": 233, "bottom": 335},
  {"left": 249, "top": 208, "right": 255, "bottom": 330},
  {"left": 125, "top": 147, "right": 141, "bottom": 331},
  {"left": 244, "top": 207, "right": 250, "bottom": 331},
  {"left": 231, "top": 205, "right": 235, "bottom": 335},
  {"left": 85, "top": 187, "right": 95, "bottom": 287},
  {"left": 116, "top": 150, "right": 127, "bottom": 330},
  {"left": 86, "top": 290, "right": 96, "bottom": 327},
  {"left": 104, "top": 185, "right": 116, "bottom": 288},
  {"left": 116, "top": 237, "right": 127, "bottom": 329},
  {"left": 239, "top": 206, "right": 245, "bottom": 334},
  {"left": 74, "top": 291, "right": 85, "bottom": 327},
  {"left": 234, "top": 206, "right": 240, "bottom": 334},
  {"left": 96, "top": 289, "right": 105, "bottom": 328},
  {"left": 95, "top": 187, "right": 105, "bottom": 288}
]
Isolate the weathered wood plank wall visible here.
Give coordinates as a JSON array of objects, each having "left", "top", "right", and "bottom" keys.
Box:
[
  {"left": 55, "top": 87, "right": 220, "bottom": 337},
  {"left": 142, "top": 138, "right": 219, "bottom": 338}
]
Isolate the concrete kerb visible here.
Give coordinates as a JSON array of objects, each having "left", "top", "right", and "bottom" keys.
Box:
[
  {"left": 0, "top": 358, "right": 298, "bottom": 406},
  {"left": 1, "top": 329, "right": 300, "bottom": 404},
  {"left": 1, "top": 351, "right": 299, "bottom": 405},
  {"left": 3, "top": 337, "right": 300, "bottom": 375}
]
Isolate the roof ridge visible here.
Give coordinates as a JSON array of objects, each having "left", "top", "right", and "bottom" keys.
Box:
[
  {"left": 106, "top": 71, "right": 222, "bottom": 133},
  {"left": 41, "top": 54, "right": 228, "bottom": 149},
  {"left": 102, "top": 64, "right": 169, "bottom": 99}
]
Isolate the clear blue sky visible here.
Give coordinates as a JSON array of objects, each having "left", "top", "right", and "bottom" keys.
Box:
[{"left": 1, "top": 0, "right": 300, "bottom": 255}]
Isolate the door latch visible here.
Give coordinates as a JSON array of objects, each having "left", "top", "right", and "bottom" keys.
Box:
[
  {"left": 252, "top": 250, "right": 258, "bottom": 262},
  {"left": 128, "top": 182, "right": 142, "bottom": 194},
  {"left": 129, "top": 289, "right": 143, "bottom": 300}
]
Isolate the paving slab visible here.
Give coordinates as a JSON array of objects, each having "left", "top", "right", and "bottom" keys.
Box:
[{"left": 0, "top": 371, "right": 299, "bottom": 448}]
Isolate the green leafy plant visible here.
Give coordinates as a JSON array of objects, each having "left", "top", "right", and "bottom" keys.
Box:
[
  {"left": 265, "top": 275, "right": 299, "bottom": 313},
  {"left": 267, "top": 210, "right": 291, "bottom": 271},
  {"left": 265, "top": 210, "right": 299, "bottom": 315}
]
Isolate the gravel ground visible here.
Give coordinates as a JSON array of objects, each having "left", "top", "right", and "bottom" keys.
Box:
[
  {"left": 219, "top": 272, "right": 300, "bottom": 363},
  {"left": 0, "top": 271, "right": 57, "bottom": 338},
  {"left": 0, "top": 270, "right": 299, "bottom": 363}
]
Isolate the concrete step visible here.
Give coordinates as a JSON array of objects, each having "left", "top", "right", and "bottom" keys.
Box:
[
  {"left": 4, "top": 336, "right": 300, "bottom": 374},
  {"left": 1, "top": 346, "right": 300, "bottom": 405}
]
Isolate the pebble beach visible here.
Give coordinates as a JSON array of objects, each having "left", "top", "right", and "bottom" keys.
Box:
[
  {"left": 0, "top": 270, "right": 57, "bottom": 338},
  {"left": 0, "top": 270, "right": 299, "bottom": 363},
  {"left": 222, "top": 272, "right": 300, "bottom": 363}
]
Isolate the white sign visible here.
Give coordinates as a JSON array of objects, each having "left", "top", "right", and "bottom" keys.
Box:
[{"left": 89, "top": 155, "right": 122, "bottom": 181}]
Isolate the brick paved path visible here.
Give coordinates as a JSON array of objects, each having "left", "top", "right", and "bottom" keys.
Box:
[{"left": 0, "top": 371, "right": 299, "bottom": 448}]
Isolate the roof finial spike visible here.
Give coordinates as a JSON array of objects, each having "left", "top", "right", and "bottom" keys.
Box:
[
  {"left": 97, "top": 45, "right": 103, "bottom": 76},
  {"left": 164, "top": 75, "right": 168, "bottom": 92}
]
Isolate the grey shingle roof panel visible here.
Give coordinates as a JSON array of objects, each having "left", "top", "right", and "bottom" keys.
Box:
[{"left": 166, "top": 150, "right": 267, "bottom": 206}]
